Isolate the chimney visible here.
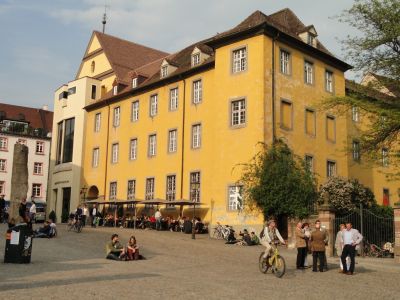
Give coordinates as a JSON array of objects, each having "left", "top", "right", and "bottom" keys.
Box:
[{"left": 42, "top": 105, "right": 49, "bottom": 111}]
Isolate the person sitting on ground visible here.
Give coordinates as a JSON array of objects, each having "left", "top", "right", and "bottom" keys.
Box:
[
  {"left": 106, "top": 234, "right": 126, "bottom": 260},
  {"left": 195, "top": 217, "right": 205, "bottom": 234},
  {"left": 235, "top": 229, "right": 252, "bottom": 246},
  {"left": 49, "top": 219, "right": 57, "bottom": 237},
  {"left": 34, "top": 221, "right": 52, "bottom": 238},
  {"left": 250, "top": 231, "right": 260, "bottom": 245},
  {"left": 127, "top": 236, "right": 140, "bottom": 260}
]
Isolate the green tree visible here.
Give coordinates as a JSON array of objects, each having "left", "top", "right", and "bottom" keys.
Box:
[
  {"left": 240, "top": 140, "right": 317, "bottom": 220},
  {"left": 322, "top": 0, "right": 400, "bottom": 173}
]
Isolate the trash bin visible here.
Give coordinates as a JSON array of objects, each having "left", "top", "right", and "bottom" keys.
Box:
[{"left": 4, "top": 223, "right": 33, "bottom": 263}]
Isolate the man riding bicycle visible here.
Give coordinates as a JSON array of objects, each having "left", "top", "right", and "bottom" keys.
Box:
[{"left": 260, "top": 220, "right": 286, "bottom": 259}]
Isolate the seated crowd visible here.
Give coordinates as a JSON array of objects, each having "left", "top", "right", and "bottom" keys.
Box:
[{"left": 33, "top": 220, "right": 57, "bottom": 238}]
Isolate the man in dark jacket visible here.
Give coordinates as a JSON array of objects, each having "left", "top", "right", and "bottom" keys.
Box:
[{"left": 310, "top": 220, "right": 327, "bottom": 272}]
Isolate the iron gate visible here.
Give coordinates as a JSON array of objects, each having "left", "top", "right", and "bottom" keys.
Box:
[{"left": 333, "top": 208, "right": 394, "bottom": 256}]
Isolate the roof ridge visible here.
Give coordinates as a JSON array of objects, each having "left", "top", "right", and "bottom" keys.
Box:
[{"left": 94, "top": 31, "right": 168, "bottom": 55}]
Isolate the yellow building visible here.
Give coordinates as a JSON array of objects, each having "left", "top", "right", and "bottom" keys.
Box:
[{"left": 79, "top": 9, "right": 354, "bottom": 230}]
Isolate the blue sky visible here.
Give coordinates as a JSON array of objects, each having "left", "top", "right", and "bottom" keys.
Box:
[{"left": 0, "top": 0, "right": 357, "bottom": 110}]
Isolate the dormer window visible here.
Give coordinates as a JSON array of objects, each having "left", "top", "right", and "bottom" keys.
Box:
[
  {"left": 307, "top": 34, "right": 315, "bottom": 46},
  {"left": 161, "top": 65, "right": 168, "bottom": 78},
  {"left": 113, "top": 85, "right": 118, "bottom": 95},
  {"left": 132, "top": 78, "right": 138, "bottom": 88},
  {"left": 192, "top": 53, "right": 200, "bottom": 67}
]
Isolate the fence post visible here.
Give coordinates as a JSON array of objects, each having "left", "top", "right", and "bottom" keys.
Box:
[
  {"left": 318, "top": 204, "right": 335, "bottom": 257},
  {"left": 394, "top": 205, "right": 400, "bottom": 263}
]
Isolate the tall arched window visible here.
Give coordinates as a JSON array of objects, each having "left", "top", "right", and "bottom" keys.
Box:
[{"left": 91, "top": 61, "right": 95, "bottom": 73}]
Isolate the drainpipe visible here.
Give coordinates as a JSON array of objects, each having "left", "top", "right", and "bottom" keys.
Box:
[
  {"left": 103, "top": 102, "right": 111, "bottom": 201},
  {"left": 272, "top": 32, "right": 279, "bottom": 144},
  {"left": 180, "top": 78, "right": 186, "bottom": 200}
]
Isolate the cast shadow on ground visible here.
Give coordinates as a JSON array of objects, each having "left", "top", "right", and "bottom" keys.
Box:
[{"left": 0, "top": 272, "right": 159, "bottom": 292}]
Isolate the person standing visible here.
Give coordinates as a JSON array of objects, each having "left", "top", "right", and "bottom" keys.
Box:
[
  {"left": 91, "top": 204, "right": 97, "bottom": 228},
  {"left": 341, "top": 222, "right": 363, "bottom": 275},
  {"left": 295, "top": 221, "right": 307, "bottom": 269},
  {"left": 335, "top": 223, "right": 349, "bottom": 272},
  {"left": 0, "top": 194, "right": 5, "bottom": 223},
  {"left": 29, "top": 200, "right": 37, "bottom": 223},
  {"left": 302, "top": 223, "right": 311, "bottom": 268},
  {"left": 82, "top": 204, "right": 89, "bottom": 226},
  {"left": 155, "top": 209, "right": 162, "bottom": 231},
  {"left": 310, "top": 220, "right": 327, "bottom": 272}
]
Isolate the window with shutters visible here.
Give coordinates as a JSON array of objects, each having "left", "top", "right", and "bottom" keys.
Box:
[
  {"left": 305, "top": 108, "right": 316, "bottom": 136},
  {"left": 326, "top": 115, "right": 336, "bottom": 142},
  {"left": 280, "top": 100, "right": 293, "bottom": 130}
]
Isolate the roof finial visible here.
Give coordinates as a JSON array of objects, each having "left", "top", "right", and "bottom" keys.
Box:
[{"left": 102, "top": 3, "right": 108, "bottom": 33}]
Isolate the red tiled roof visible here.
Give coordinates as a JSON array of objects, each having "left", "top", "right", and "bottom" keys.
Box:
[
  {"left": 0, "top": 103, "right": 54, "bottom": 132},
  {"left": 93, "top": 31, "right": 169, "bottom": 83}
]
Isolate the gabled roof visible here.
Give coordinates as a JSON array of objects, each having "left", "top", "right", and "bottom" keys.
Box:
[
  {"left": 362, "top": 73, "right": 400, "bottom": 98},
  {"left": 0, "top": 103, "right": 54, "bottom": 133},
  {"left": 78, "top": 31, "right": 169, "bottom": 83},
  {"left": 210, "top": 9, "right": 333, "bottom": 56}
]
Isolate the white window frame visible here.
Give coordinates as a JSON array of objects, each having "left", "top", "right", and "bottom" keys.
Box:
[
  {"left": 192, "top": 53, "right": 201, "bottom": 67},
  {"left": 168, "top": 129, "right": 177, "bottom": 153},
  {"left": 33, "top": 162, "right": 43, "bottom": 175},
  {"left": 327, "top": 160, "right": 337, "bottom": 177},
  {"left": 232, "top": 47, "right": 247, "bottom": 73},
  {"left": 127, "top": 180, "right": 136, "bottom": 199},
  {"left": 161, "top": 65, "right": 168, "bottom": 78},
  {"left": 113, "top": 85, "right": 118, "bottom": 95},
  {"left": 129, "top": 138, "right": 137, "bottom": 160},
  {"left": 145, "top": 178, "right": 155, "bottom": 200},
  {"left": 190, "top": 172, "right": 201, "bottom": 203},
  {"left": 94, "top": 113, "right": 101, "bottom": 132},
  {"left": 192, "top": 80, "right": 202, "bottom": 104},
  {"left": 304, "top": 61, "right": 314, "bottom": 84},
  {"left": 132, "top": 78, "right": 138, "bottom": 88},
  {"left": 169, "top": 88, "right": 178, "bottom": 111},
  {"left": 92, "top": 148, "right": 99, "bottom": 168},
  {"left": 166, "top": 175, "right": 176, "bottom": 201},
  {"left": 113, "top": 107, "right": 120, "bottom": 127},
  {"left": 192, "top": 124, "right": 201, "bottom": 149},
  {"left": 109, "top": 182, "right": 117, "bottom": 200},
  {"left": 150, "top": 94, "right": 158, "bottom": 117},
  {"left": 325, "top": 70, "right": 334, "bottom": 93},
  {"left": 148, "top": 134, "right": 157, "bottom": 157},
  {"left": 111, "top": 143, "right": 119, "bottom": 164},
  {"left": 352, "top": 106, "right": 359, "bottom": 122},
  {"left": 228, "top": 185, "right": 243, "bottom": 211},
  {"left": 279, "top": 49, "right": 290, "bottom": 75},
  {"left": 36, "top": 141, "right": 45, "bottom": 154},
  {"left": 231, "top": 99, "right": 246, "bottom": 126},
  {"left": 131, "top": 100, "right": 139, "bottom": 122},
  {"left": 32, "top": 183, "right": 42, "bottom": 197}
]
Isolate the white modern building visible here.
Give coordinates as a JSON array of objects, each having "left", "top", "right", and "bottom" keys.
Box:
[{"left": 0, "top": 103, "right": 53, "bottom": 202}]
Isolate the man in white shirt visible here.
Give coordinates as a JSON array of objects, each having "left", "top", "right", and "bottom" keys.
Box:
[
  {"left": 155, "top": 209, "right": 162, "bottom": 231},
  {"left": 82, "top": 205, "right": 89, "bottom": 227},
  {"left": 29, "top": 201, "right": 37, "bottom": 223},
  {"left": 91, "top": 205, "right": 97, "bottom": 228},
  {"left": 340, "top": 222, "right": 363, "bottom": 275}
]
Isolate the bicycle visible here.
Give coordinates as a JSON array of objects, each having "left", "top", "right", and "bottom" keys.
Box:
[
  {"left": 259, "top": 243, "right": 286, "bottom": 278},
  {"left": 67, "top": 217, "right": 83, "bottom": 233},
  {"left": 212, "top": 222, "right": 232, "bottom": 240}
]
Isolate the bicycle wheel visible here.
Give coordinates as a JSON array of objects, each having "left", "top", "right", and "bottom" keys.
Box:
[
  {"left": 258, "top": 252, "right": 269, "bottom": 274},
  {"left": 272, "top": 255, "right": 285, "bottom": 278},
  {"left": 76, "top": 223, "right": 82, "bottom": 233}
]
